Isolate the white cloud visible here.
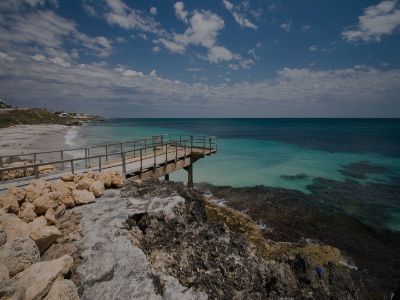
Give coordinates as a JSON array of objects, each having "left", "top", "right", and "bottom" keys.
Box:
[
  {"left": 31, "top": 54, "right": 47, "bottom": 62},
  {"left": 207, "top": 46, "right": 235, "bottom": 63},
  {"left": 49, "top": 56, "right": 70, "bottom": 67},
  {"left": 174, "top": 2, "right": 188, "bottom": 23},
  {"left": 342, "top": 0, "right": 400, "bottom": 42},
  {"left": 222, "top": 0, "right": 257, "bottom": 30},
  {"left": 280, "top": 20, "right": 292, "bottom": 32},
  {"left": 0, "top": 52, "right": 16, "bottom": 63},
  {"left": 309, "top": 45, "right": 318, "bottom": 52},
  {"left": 150, "top": 6, "right": 157, "bottom": 16},
  {"left": 0, "top": 0, "right": 58, "bottom": 11},
  {"left": 149, "top": 70, "right": 157, "bottom": 77},
  {"left": 156, "top": 38, "right": 185, "bottom": 53},
  {"left": 0, "top": 10, "right": 113, "bottom": 57}
]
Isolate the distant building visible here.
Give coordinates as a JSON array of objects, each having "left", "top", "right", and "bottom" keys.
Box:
[{"left": 58, "top": 112, "right": 68, "bottom": 117}]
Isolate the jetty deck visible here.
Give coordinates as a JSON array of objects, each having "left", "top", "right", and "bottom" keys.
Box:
[{"left": 0, "top": 135, "right": 217, "bottom": 191}]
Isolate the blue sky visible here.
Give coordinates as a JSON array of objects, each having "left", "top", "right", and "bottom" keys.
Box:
[{"left": 0, "top": 0, "right": 400, "bottom": 117}]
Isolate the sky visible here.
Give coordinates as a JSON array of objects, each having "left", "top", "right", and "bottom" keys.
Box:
[{"left": 0, "top": 0, "right": 400, "bottom": 117}]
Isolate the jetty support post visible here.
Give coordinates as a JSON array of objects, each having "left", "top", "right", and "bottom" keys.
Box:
[
  {"left": 164, "top": 173, "right": 170, "bottom": 181},
  {"left": 184, "top": 164, "right": 193, "bottom": 187},
  {"left": 0, "top": 157, "right": 3, "bottom": 182}
]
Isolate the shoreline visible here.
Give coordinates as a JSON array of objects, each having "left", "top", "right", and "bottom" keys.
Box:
[{"left": 0, "top": 125, "right": 76, "bottom": 161}]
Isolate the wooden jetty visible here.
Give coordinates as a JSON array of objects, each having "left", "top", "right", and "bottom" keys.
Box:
[{"left": 0, "top": 135, "right": 217, "bottom": 191}]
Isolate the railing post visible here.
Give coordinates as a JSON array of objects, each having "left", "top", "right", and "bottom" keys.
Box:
[
  {"left": 153, "top": 146, "right": 156, "bottom": 173},
  {"left": 84, "top": 148, "right": 88, "bottom": 169},
  {"left": 71, "top": 161, "right": 74, "bottom": 174},
  {"left": 105, "top": 145, "right": 108, "bottom": 161},
  {"left": 140, "top": 149, "right": 143, "bottom": 177},
  {"left": 0, "top": 157, "right": 4, "bottom": 182},
  {"left": 190, "top": 136, "right": 193, "bottom": 153},
  {"left": 209, "top": 138, "right": 212, "bottom": 152},
  {"left": 122, "top": 153, "right": 126, "bottom": 175},
  {"left": 165, "top": 144, "right": 168, "bottom": 169},
  {"left": 144, "top": 140, "right": 147, "bottom": 154},
  {"left": 133, "top": 141, "right": 136, "bottom": 156},
  {"left": 99, "top": 157, "right": 102, "bottom": 172},
  {"left": 33, "top": 153, "right": 37, "bottom": 163},
  {"left": 175, "top": 142, "right": 178, "bottom": 164},
  {"left": 120, "top": 143, "right": 123, "bottom": 155},
  {"left": 60, "top": 150, "right": 64, "bottom": 170},
  {"left": 184, "top": 140, "right": 186, "bottom": 159},
  {"left": 203, "top": 137, "right": 206, "bottom": 154},
  {"left": 87, "top": 148, "right": 90, "bottom": 167},
  {"left": 35, "top": 164, "right": 39, "bottom": 179}
]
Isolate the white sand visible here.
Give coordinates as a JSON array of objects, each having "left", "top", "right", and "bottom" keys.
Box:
[{"left": 0, "top": 125, "right": 73, "bottom": 161}]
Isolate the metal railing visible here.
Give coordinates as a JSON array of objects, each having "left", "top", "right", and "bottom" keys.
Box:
[{"left": 0, "top": 135, "right": 217, "bottom": 182}]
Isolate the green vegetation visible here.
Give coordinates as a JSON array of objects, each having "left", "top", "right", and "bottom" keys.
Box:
[
  {"left": 205, "top": 200, "right": 342, "bottom": 266},
  {"left": 0, "top": 108, "right": 78, "bottom": 128}
]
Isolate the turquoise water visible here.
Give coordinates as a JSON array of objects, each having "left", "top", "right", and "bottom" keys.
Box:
[{"left": 70, "top": 119, "right": 400, "bottom": 231}]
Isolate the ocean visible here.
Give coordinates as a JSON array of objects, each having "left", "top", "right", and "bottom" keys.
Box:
[{"left": 68, "top": 118, "right": 400, "bottom": 232}]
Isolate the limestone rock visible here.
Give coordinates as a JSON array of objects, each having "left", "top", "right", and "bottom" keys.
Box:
[
  {"left": 44, "top": 279, "right": 79, "bottom": 300},
  {"left": 72, "top": 190, "right": 95, "bottom": 205},
  {"left": 12, "top": 255, "right": 73, "bottom": 300},
  {"left": 30, "top": 216, "right": 48, "bottom": 230},
  {"left": 50, "top": 180, "right": 76, "bottom": 193},
  {"left": 19, "top": 202, "right": 37, "bottom": 223},
  {"left": 45, "top": 208, "right": 56, "bottom": 225},
  {"left": 25, "top": 179, "right": 51, "bottom": 202},
  {"left": 55, "top": 204, "right": 66, "bottom": 219},
  {"left": 0, "top": 211, "right": 30, "bottom": 241},
  {"left": 96, "top": 172, "right": 112, "bottom": 188},
  {"left": 111, "top": 172, "right": 124, "bottom": 188},
  {"left": 76, "top": 177, "right": 95, "bottom": 190},
  {"left": 0, "top": 237, "right": 40, "bottom": 277},
  {"left": 33, "top": 191, "right": 60, "bottom": 214},
  {"left": 89, "top": 180, "right": 105, "bottom": 198},
  {"left": 38, "top": 164, "right": 56, "bottom": 174},
  {"left": 5, "top": 186, "right": 26, "bottom": 203},
  {"left": 0, "top": 263, "right": 9, "bottom": 281},
  {"left": 30, "top": 225, "right": 61, "bottom": 254},
  {"left": 61, "top": 174, "right": 75, "bottom": 182},
  {"left": 0, "top": 194, "right": 19, "bottom": 214},
  {"left": 0, "top": 225, "right": 6, "bottom": 246}
]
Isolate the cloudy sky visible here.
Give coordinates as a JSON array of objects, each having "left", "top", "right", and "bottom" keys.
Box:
[{"left": 0, "top": 0, "right": 399, "bottom": 117}]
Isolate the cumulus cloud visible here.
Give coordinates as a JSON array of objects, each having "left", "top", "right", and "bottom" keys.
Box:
[
  {"left": 150, "top": 6, "right": 157, "bottom": 16},
  {"left": 0, "top": 52, "right": 16, "bottom": 63},
  {"left": 222, "top": 0, "right": 258, "bottom": 30},
  {"left": 207, "top": 46, "right": 235, "bottom": 63},
  {"left": 1, "top": 49, "right": 399, "bottom": 117},
  {"left": 0, "top": 10, "right": 113, "bottom": 57},
  {"left": 309, "top": 45, "right": 318, "bottom": 52},
  {"left": 174, "top": 2, "right": 188, "bottom": 23},
  {"left": 280, "top": 20, "right": 292, "bottom": 32},
  {"left": 342, "top": 0, "right": 400, "bottom": 42}
]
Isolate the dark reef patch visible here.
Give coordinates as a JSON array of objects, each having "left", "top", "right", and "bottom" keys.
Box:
[
  {"left": 281, "top": 173, "right": 309, "bottom": 181},
  {"left": 339, "top": 161, "right": 391, "bottom": 179},
  {"left": 198, "top": 177, "right": 400, "bottom": 299}
]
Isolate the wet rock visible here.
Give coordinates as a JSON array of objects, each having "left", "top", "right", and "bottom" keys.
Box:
[
  {"left": 11, "top": 255, "right": 73, "bottom": 300},
  {"left": 44, "top": 278, "right": 80, "bottom": 300},
  {"left": 281, "top": 173, "right": 308, "bottom": 180},
  {"left": 19, "top": 202, "right": 37, "bottom": 223},
  {"left": 0, "top": 237, "right": 40, "bottom": 276},
  {"left": 72, "top": 190, "right": 95, "bottom": 205},
  {"left": 89, "top": 180, "right": 105, "bottom": 198}
]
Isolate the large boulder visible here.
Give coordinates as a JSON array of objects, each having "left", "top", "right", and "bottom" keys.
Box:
[
  {"left": 30, "top": 225, "right": 61, "bottom": 254},
  {"left": 25, "top": 179, "right": 51, "bottom": 202},
  {"left": 0, "top": 225, "right": 6, "bottom": 246},
  {"left": 33, "top": 191, "right": 60, "bottom": 214},
  {"left": 0, "top": 194, "right": 19, "bottom": 214},
  {"left": 76, "top": 177, "right": 95, "bottom": 190},
  {"left": 72, "top": 190, "right": 95, "bottom": 205},
  {"left": 0, "top": 237, "right": 40, "bottom": 277},
  {"left": 96, "top": 172, "right": 112, "bottom": 188},
  {"left": 5, "top": 186, "right": 26, "bottom": 203},
  {"left": 0, "top": 211, "right": 30, "bottom": 241},
  {"left": 19, "top": 202, "right": 37, "bottom": 223},
  {"left": 61, "top": 174, "right": 75, "bottom": 182},
  {"left": 45, "top": 208, "right": 56, "bottom": 225},
  {"left": 111, "top": 172, "right": 124, "bottom": 188},
  {"left": 89, "top": 180, "right": 105, "bottom": 198},
  {"left": 11, "top": 255, "right": 73, "bottom": 300},
  {"left": 44, "top": 279, "right": 79, "bottom": 300},
  {"left": 50, "top": 180, "right": 76, "bottom": 193}
]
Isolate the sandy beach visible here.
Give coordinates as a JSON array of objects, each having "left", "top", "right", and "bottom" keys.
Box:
[{"left": 0, "top": 125, "right": 74, "bottom": 161}]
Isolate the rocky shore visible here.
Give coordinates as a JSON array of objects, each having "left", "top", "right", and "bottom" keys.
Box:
[{"left": 1, "top": 175, "right": 388, "bottom": 299}]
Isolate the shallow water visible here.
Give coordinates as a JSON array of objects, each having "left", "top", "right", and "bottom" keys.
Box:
[{"left": 70, "top": 118, "right": 400, "bottom": 231}]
